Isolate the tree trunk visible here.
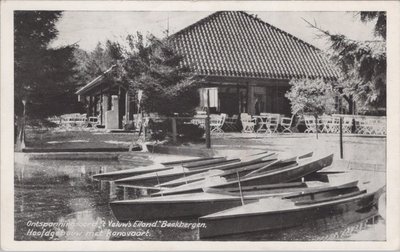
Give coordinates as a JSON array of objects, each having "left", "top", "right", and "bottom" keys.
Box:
[
  {"left": 15, "top": 101, "right": 27, "bottom": 151},
  {"left": 15, "top": 116, "right": 24, "bottom": 151},
  {"left": 315, "top": 114, "right": 319, "bottom": 140}
]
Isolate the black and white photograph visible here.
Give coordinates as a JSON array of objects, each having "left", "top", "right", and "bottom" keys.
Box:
[{"left": 1, "top": 1, "right": 400, "bottom": 250}]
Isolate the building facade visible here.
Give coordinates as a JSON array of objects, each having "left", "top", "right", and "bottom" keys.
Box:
[{"left": 76, "top": 11, "right": 338, "bottom": 129}]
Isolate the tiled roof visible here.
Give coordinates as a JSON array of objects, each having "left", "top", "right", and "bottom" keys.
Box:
[
  {"left": 76, "top": 65, "right": 116, "bottom": 95},
  {"left": 171, "top": 11, "right": 339, "bottom": 80}
]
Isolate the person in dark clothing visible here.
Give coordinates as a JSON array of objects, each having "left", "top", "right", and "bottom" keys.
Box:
[{"left": 254, "top": 98, "right": 260, "bottom": 115}]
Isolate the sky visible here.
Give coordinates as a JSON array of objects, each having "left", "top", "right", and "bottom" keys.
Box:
[{"left": 51, "top": 11, "right": 377, "bottom": 52}]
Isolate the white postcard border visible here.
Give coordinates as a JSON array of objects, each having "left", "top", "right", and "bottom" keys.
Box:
[{"left": 1, "top": 1, "right": 399, "bottom": 251}]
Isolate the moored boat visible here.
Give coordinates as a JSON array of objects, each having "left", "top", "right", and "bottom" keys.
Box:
[
  {"left": 92, "top": 166, "right": 174, "bottom": 181},
  {"left": 114, "top": 153, "right": 276, "bottom": 186},
  {"left": 109, "top": 181, "right": 357, "bottom": 221},
  {"left": 159, "top": 152, "right": 313, "bottom": 188},
  {"left": 93, "top": 156, "right": 230, "bottom": 181},
  {"left": 152, "top": 153, "right": 333, "bottom": 196},
  {"left": 198, "top": 182, "right": 385, "bottom": 239}
]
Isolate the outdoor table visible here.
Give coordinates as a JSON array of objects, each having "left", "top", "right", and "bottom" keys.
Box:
[
  {"left": 253, "top": 114, "right": 280, "bottom": 134},
  {"left": 253, "top": 115, "right": 270, "bottom": 133},
  {"left": 190, "top": 117, "right": 206, "bottom": 128}
]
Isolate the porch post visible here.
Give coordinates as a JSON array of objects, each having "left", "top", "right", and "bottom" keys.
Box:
[
  {"left": 118, "top": 87, "right": 122, "bottom": 129},
  {"left": 125, "top": 91, "right": 130, "bottom": 125},
  {"left": 236, "top": 85, "right": 240, "bottom": 113},
  {"left": 246, "top": 83, "right": 249, "bottom": 113},
  {"left": 89, "top": 96, "right": 93, "bottom": 116},
  {"left": 93, "top": 96, "right": 97, "bottom": 116},
  {"left": 247, "top": 84, "right": 255, "bottom": 115},
  {"left": 100, "top": 91, "right": 103, "bottom": 125},
  {"left": 86, "top": 96, "right": 90, "bottom": 118},
  {"left": 102, "top": 94, "right": 109, "bottom": 126}
]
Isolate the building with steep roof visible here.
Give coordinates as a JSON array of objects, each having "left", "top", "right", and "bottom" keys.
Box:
[
  {"left": 170, "top": 11, "right": 338, "bottom": 116},
  {"left": 77, "top": 11, "right": 338, "bottom": 129}
]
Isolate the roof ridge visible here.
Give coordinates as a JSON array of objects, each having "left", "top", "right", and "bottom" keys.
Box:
[
  {"left": 238, "top": 11, "right": 323, "bottom": 53},
  {"left": 169, "top": 11, "right": 224, "bottom": 39}
]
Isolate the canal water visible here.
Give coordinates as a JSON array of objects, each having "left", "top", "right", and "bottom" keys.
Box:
[{"left": 14, "top": 157, "right": 386, "bottom": 241}]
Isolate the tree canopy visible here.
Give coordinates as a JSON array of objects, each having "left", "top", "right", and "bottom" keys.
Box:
[
  {"left": 14, "top": 11, "right": 83, "bottom": 119},
  {"left": 285, "top": 78, "right": 336, "bottom": 116},
  {"left": 109, "top": 33, "right": 200, "bottom": 116},
  {"left": 305, "top": 12, "right": 386, "bottom": 113},
  {"left": 73, "top": 40, "right": 123, "bottom": 87}
]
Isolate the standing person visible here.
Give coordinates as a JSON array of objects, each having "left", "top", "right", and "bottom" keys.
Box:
[{"left": 254, "top": 98, "right": 260, "bottom": 115}]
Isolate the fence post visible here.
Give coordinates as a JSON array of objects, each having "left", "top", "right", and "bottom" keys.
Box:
[
  {"left": 171, "top": 117, "right": 177, "bottom": 144},
  {"left": 339, "top": 116, "right": 343, "bottom": 159},
  {"left": 205, "top": 89, "right": 211, "bottom": 149}
]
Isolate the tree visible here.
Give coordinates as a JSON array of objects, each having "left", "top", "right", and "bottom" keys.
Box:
[
  {"left": 14, "top": 11, "right": 82, "bottom": 148},
  {"left": 285, "top": 78, "right": 336, "bottom": 138},
  {"left": 113, "top": 33, "right": 200, "bottom": 116},
  {"left": 15, "top": 11, "right": 83, "bottom": 118},
  {"left": 285, "top": 78, "right": 336, "bottom": 116},
  {"left": 74, "top": 41, "right": 122, "bottom": 86},
  {"left": 305, "top": 12, "right": 386, "bottom": 114}
]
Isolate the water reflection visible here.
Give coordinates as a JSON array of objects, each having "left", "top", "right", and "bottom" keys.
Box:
[{"left": 14, "top": 158, "right": 385, "bottom": 241}]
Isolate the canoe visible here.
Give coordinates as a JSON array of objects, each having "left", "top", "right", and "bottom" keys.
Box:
[
  {"left": 153, "top": 153, "right": 332, "bottom": 196},
  {"left": 157, "top": 153, "right": 280, "bottom": 187},
  {"left": 92, "top": 156, "right": 228, "bottom": 181},
  {"left": 198, "top": 182, "right": 385, "bottom": 239},
  {"left": 114, "top": 158, "right": 241, "bottom": 186},
  {"left": 114, "top": 153, "right": 276, "bottom": 186},
  {"left": 112, "top": 159, "right": 280, "bottom": 192},
  {"left": 96, "top": 157, "right": 235, "bottom": 182},
  {"left": 109, "top": 181, "right": 358, "bottom": 221},
  {"left": 161, "top": 157, "right": 219, "bottom": 166},
  {"left": 92, "top": 166, "right": 174, "bottom": 181}
]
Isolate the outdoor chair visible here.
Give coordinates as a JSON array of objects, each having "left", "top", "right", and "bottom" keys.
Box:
[
  {"left": 267, "top": 114, "right": 280, "bottom": 134},
  {"left": 255, "top": 115, "right": 269, "bottom": 134},
  {"left": 240, "top": 113, "right": 256, "bottom": 133},
  {"left": 210, "top": 113, "right": 226, "bottom": 136},
  {"left": 224, "top": 114, "right": 239, "bottom": 131},
  {"left": 342, "top": 116, "right": 353, "bottom": 134},
  {"left": 328, "top": 116, "right": 340, "bottom": 133},
  {"left": 191, "top": 112, "right": 207, "bottom": 128},
  {"left": 374, "top": 117, "right": 386, "bottom": 135},
  {"left": 358, "top": 116, "right": 385, "bottom": 135},
  {"left": 87, "top": 116, "right": 100, "bottom": 127},
  {"left": 303, "top": 115, "right": 318, "bottom": 133},
  {"left": 360, "top": 117, "right": 375, "bottom": 135},
  {"left": 355, "top": 116, "right": 366, "bottom": 134},
  {"left": 280, "top": 114, "right": 296, "bottom": 133},
  {"left": 319, "top": 115, "right": 332, "bottom": 133}
]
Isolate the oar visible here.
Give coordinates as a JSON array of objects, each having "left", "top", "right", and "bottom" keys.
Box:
[
  {"left": 236, "top": 171, "right": 245, "bottom": 206},
  {"left": 182, "top": 166, "right": 188, "bottom": 184},
  {"left": 155, "top": 172, "right": 163, "bottom": 197},
  {"left": 243, "top": 159, "right": 281, "bottom": 178},
  {"left": 249, "top": 150, "right": 269, "bottom": 156}
]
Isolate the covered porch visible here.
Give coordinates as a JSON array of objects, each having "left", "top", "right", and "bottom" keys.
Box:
[
  {"left": 76, "top": 67, "right": 136, "bottom": 130},
  {"left": 198, "top": 76, "right": 292, "bottom": 117}
]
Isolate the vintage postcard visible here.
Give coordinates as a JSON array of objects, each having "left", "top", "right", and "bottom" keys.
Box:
[{"left": 1, "top": 0, "right": 399, "bottom": 251}]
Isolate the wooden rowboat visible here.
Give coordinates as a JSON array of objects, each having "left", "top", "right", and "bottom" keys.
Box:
[
  {"left": 198, "top": 182, "right": 385, "bottom": 239},
  {"left": 93, "top": 156, "right": 231, "bottom": 181},
  {"left": 92, "top": 166, "right": 173, "bottom": 181},
  {"left": 157, "top": 152, "right": 313, "bottom": 188},
  {"left": 114, "top": 153, "right": 276, "bottom": 186},
  {"left": 109, "top": 181, "right": 358, "bottom": 221},
  {"left": 152, "top": 153, "right": 332, "bottom": 196}
]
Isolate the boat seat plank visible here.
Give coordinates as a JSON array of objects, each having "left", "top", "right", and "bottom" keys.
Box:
[{"left": 294, "top": 189, "right": 367, "bottom": 206}]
